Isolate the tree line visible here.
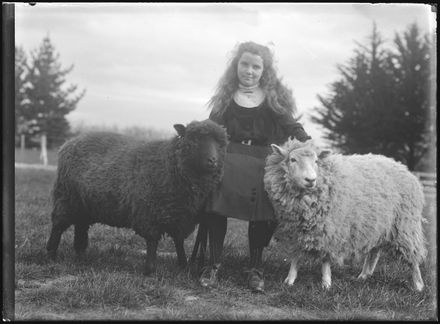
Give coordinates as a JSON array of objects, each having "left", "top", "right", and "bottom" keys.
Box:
[{"left": 15, "top": 23, "right": 434, "bottom": 170}]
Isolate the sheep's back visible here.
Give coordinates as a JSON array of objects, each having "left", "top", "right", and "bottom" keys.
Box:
[
  {"left": 315, "top": 153, "right": 424, "bottom": 259},
  {"left": 58, "top": 132, "right": 166, "bottom": 187},
  {"left": 55, "top": 132, "right": 169, "bottom": 226},
  {"left": 325, "top": 153, "right": 423, "bottom": 214}
]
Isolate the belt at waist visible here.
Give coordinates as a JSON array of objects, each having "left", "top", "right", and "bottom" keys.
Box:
[
  {"left": 236, "top": 139, "right": 266, "bottom": 146},
  {"left": 227, "top": 141, "right": 271, "bottom": 158}
]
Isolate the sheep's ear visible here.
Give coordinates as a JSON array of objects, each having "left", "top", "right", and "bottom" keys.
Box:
[
  {"left": 318, "top": 149, "right": 331, "bottom": 159},
  {"left": 174, "top": 124, "right": 186, "bottom": 137},
  {"left": 271, "top": 144, "right": 287, "bottom": 156}
]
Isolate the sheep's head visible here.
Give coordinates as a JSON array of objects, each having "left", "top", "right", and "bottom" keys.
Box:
[
  {"left": 174, "top": 120, "right": 228, "bottom": 175},
  {"left": 269, "top": 138, "right": 331, "bottom": 191}
]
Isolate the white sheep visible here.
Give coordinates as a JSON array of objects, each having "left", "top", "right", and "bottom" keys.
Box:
[{"left": 264, "top": 138, "right": 427, "bottom": 291}]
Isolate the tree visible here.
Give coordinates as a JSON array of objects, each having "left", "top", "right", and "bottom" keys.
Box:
[
  {"left": 15, "top": 46, "right": 31, "bottom": 148},
  {"left": 312, "top": 24, "right": 393, "bottom": 153},
  {"left": 386, "top": 23, "right": 433, "bottom": 170},
  {"left": 20, "top": 36, "right": 85, "bottom": 148},
  {"left": 311, "top": 23, "right": 433, "bottom": 170}
]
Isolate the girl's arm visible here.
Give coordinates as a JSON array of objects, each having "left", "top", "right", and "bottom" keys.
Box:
[{"left": 273, "top": 111, "right": 311, "bottom": 142}]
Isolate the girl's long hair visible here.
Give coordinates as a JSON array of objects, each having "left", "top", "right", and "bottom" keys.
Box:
[{"left": 208, "top": 41, "right": 297, "bottom": 118}]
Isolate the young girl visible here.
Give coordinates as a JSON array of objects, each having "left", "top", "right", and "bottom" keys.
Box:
[{"left": 200, "top": 41, "right": 311, "bottom": 292}]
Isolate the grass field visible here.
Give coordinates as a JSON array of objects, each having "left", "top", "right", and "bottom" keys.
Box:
[
  {"left": 15, "top": 148, "right": 58, "bottom": 166},
  {"left": 14, "top": 167, "right": 437, "bottom": 320}
]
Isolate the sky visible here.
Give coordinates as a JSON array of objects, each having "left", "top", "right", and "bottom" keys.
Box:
[{"left": 14, "top": 3, "right": 436, "bottom": 143}]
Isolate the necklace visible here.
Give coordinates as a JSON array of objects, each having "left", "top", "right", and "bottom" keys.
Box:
[{"left": 234, "top": 84, "right": 265, "bottom": 108}]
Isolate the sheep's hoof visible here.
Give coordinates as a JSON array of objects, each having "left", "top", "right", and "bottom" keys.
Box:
[
  {"left": 283, "top": 277, "right": 295, "bottom": 286},
  {"left": 414, "top": 281, "right": 424, "bottom": 292},
  {"left": 74, "top": 252, "right": 86, "bottom": 262},
  {"left": 47, "top": 250, "right": 57, "bottom": 261},
  {"left": 321, "top": 281, "right": 331, "bottom": 290},
  {"left": 357, "top": 273, "right": 368, "bottom": 280},
  {"left": 179, "top": 264, "right": 191, "bottom": 275},
  {"left": 143, "top": 263, "right": 156, "bottom": 276},
  {"left": 188, "top": 260, "right": 202, "bottom": 274},
  {"left": 143, "top": 268, "right": 154, "bottom": 276},
  {"left": 178, "top": 260, "right": 188, "bottom": 269}
]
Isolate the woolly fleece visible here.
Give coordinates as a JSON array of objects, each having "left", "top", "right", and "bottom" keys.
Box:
[
  {"left": 51, "top": 119, "right": 228, "bottom": 249},
  {"left": 264, "top": 139, "right": 427, "bottom": 266}
]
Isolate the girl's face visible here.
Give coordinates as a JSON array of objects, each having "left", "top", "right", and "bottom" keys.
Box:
[{"left": 237, "top": 52, "right": 264, "bottom": 87}]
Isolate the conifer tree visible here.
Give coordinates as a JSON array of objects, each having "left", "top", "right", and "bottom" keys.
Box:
[
  {"left": 386, "top": 23, "right": 432, "bottom": 169},
  {"left": 311, "top": 23, "right": 432, "bottom": 170},
  {"left": 22, "top": 36, "right": 85, "bottom": 148},
  {"left": 15, "top": 46, "right": 30, "bottom": 147}
]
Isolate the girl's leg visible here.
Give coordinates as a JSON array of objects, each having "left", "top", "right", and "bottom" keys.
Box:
[{"left": 247, "top": 220, "right": 277, "bottom": 292}]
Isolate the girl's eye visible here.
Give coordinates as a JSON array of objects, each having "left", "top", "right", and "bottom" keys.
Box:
[{"left": 290, "top": 158, "right": 296, "bottom": 163}]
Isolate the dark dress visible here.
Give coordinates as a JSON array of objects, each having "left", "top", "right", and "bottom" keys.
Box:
[{"left": 207, "top": 98, "right": 311, "bottom": 221}]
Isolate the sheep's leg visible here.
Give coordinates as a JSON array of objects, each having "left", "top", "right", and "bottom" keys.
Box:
[
  {"left": 358, "top": 258, "right": 371, "bottom": 280},
  {"left": 74, "top": 223, "right": 89, "bottom": 257},
  {"left": 197, "top": 222, "right": 208, "bottom": 270},
  {"left": 321, "top": 260, "right": 332, "bottom": 289},
  {"left": 366, "top": 249, "right": 381, "bottom": 275},
  {"left": 173, "top": 237, "right": 187, "bottom": 268},
  {"left": 358, "top": 248, "right": 381, "bottom": 280},
  {"left": 198, "top": 215, "right": 226, "bottom": 288},
  {"left": 144, "top": 238, "right": 159, "bottom": 275},
  {"left": 189, "top": 223, "right": 204, "bottom": 265},
  {"left": 46, "top": 216, "right": 72, "bottom": 260},
  {"left": 412, "top": 263, "right": 424, "bottom": 292},
  {"left": 189, "top": 222, "right": 208, "bottom": 271},
  {"left": 208, "top": 220, "right": 225, "bottom": 267},
  {"left": 284, "top": 256, "right": 301, "bottom": 286}
]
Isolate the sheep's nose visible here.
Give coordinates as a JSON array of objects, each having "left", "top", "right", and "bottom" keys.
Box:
[{"left": 305, "top": 177, "right": 316, "bottom": 186}]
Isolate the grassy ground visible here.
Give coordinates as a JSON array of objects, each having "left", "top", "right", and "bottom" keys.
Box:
[
  {"left": 14, "top": 167, "right": 437, "bottom": 320},
  {"left": 15, "top": 148, "right": 59, "bottom": 166}
]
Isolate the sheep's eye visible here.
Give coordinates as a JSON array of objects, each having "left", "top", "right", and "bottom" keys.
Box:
[
  {"left": 290, "top": 158, "right": 296, "bottom": 163},
  {"left": 315, "top": 160, "right": 318, "bottom": 164}
]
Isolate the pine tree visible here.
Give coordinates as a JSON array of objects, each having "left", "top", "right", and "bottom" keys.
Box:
[
  {"left": 312, "top": 24, "right": 394, "bottom": 154},
  {"left": 23, "top": 36, "right": 85, "bottom": 148},
  {"left": 386, "top": 23, "right": 432, "bottom": 170},
  {"left": 15, "top": 46, "right": 31, "bottom": 147},
  {"left": 311, "top": 23, "right": 432, "bottom": 170}
]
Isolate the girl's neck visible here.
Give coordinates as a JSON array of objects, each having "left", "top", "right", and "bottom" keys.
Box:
[
  {"left": 233, "top": 83, "right": 265, "bottom": 108},
  {"left": 238, "top": 83, "right": 260, "bottom": 91}
]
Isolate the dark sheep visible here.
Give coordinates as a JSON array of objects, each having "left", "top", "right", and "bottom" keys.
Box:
[{"left": 46, "top": 119, "right": 228, "bottom": 274}]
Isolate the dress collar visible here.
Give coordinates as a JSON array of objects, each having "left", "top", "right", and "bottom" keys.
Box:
[{"left": 234, "top": 85, "right": 265, "bottom": 108}]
